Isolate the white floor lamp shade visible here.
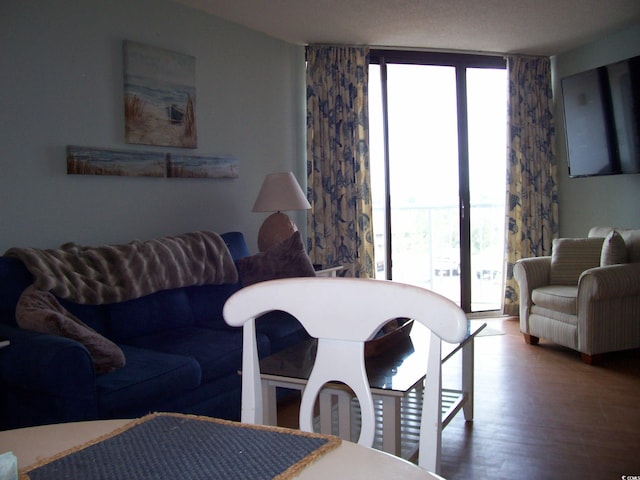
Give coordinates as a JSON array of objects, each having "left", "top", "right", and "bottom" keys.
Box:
[{"left": 252, "top": 172, "right": 311, "bottom": 252}]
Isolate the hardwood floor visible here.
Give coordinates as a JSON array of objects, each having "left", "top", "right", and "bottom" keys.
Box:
[
  {"left": 277, "top": 317, "right": 640, "bottom": 480},
  {"left": 440, "top": 317, "right": 640, "bottom": 479}
]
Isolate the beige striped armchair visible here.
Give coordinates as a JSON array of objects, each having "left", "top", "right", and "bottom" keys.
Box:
[{"left": 514, "top": 226, "right": 640, "bottom": 364}]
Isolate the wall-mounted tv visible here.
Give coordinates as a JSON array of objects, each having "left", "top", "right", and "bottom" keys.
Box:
[{"left": 561, "top": 55, "right": 640, "bottom": 177}]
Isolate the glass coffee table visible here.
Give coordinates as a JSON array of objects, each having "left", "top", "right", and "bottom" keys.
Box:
[{"left": 258, "top": 320, "right": 486, "bottom": 463}]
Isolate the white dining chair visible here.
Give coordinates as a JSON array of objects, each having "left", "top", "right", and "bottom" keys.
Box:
[{"left": 223, "top": 277, "right": 467, "bottom": 473}]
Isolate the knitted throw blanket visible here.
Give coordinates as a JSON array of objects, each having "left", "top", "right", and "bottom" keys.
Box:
[{"left": 6, "top": 231, "right": 238, "bottom": 305}]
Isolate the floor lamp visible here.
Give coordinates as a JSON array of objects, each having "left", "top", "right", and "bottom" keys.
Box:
[{"left": 252, "top": 172, "right": 311, "bottom": 252}]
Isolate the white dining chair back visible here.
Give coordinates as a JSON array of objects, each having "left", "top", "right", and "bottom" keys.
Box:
[{"left": 223, "top": 277, "right": 467, "bottom": 472}]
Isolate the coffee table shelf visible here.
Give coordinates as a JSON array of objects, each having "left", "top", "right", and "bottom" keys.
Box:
[{"left": 313, "top": 383, "right": 468, "bottom": 462}]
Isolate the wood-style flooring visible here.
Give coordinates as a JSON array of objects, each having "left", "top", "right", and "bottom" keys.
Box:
[{"left": 277, "top": 317, "right": 640, "bottom": 480}]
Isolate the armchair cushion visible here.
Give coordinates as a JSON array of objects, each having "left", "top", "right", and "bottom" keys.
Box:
[
  {"left": 531, "top": 285, "right": 577, "bottom": 315},
  {"left": 549, "top": 238, "right": 603, "bottom": 285},
  {"left": 600, "top": 230, "right": 627, "bottom": 266}
]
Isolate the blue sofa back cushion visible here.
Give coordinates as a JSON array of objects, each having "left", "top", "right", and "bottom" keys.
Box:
[
  {"left": 221, "top": 231, "right": 250, "bottom": 261},
  {"left": 0, "top": 257, "right": 33, "bottom": 327},
  {"left": 58, "top": 299, "right": 111, "bottom": 337},
  {"left": 60, "top": 232, "right": 250, "bottom": 338},
  {"left": 187, "top": 283, "right": 241, "bottom": 330},
  {"left": 108, "top": 288, "right": 197, "bottom": 342},
  {"left": 60, "top": 283, "right": 241, "bottom": 339},
  {"left": 123, "top": 326, "right": 270, "bottom": 383},
  {"left": 256, "top": 310, "right": 310, "bottom": 353}
]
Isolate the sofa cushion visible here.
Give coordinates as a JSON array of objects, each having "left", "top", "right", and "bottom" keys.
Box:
[
  {"left": 95, "top": 345, "right": 201, "bottom": 418},
  {"left": 237, "top": 231, "right": 316, "bottom": 287},
  {"left": 187, "top": 283, "right": 241, "bottom": 330},
  {"left": 532, "top": 285, "right": 578, "bottom": 315},
  {"left": 108, "top": 288, "right": 196, "bottom": 342},
  {"left": 0, "top": 257, "right": 33, "bottom": 327},
  {"left": 221, "top": 231, "right": 251, "bottom": 261},
  {"left": 600, "top": 230, "right": 627, "bottom": 266},
  {"left": 256, "top": 310, "right": 310, "bottom": 353},
  {"left": 15, "top": 285, "right": 125, "bottom": 374},
  {"left": 58, "top": 299, "right": 111, "bottom": 337},
  {"left": 550, "top": 238, "right": 604, "bottom": 285},
  {"left": 123, "top": 327, "right": 269, "bottom": 383}
]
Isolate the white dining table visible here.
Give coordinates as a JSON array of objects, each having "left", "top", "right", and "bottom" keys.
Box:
[{"left": 0, "top": 419, "right": 444, "bottom": 480}]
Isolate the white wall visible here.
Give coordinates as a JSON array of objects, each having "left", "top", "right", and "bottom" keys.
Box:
[
  {"left": 552, "top": 24, "right": 640, "bottom": 237},
  {"left": 0, "top": 0, "right": 306, "bottom": 253}
]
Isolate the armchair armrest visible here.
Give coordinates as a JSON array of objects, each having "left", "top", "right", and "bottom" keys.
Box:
[
  {"left": 579, "top": 263, "right": 640, "bottom": 300},
  {"left": 513, "top": 256, "right": 551, "bottom": 333},
  {"left": 514, "top": 256, "right": 552, "bottom": 291},
  {"left": 577, "top": 262, "right": 640, "bottom": 355},
  {"left": 0, "top": 324, "right": 99, "bottom": 429}
]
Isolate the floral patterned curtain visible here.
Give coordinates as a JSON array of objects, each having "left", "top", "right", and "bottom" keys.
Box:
[
  {"left": 305, "top": 46, "right": 375, "bottom": 278},
  {"left": 503, "top": 56, "right": 559, "bottom": 315}
]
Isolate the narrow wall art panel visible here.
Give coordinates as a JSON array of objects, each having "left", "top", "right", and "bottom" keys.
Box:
[
  {"left": 123, "top": 41, "right": 197, "bottom": 148},
  {"left": 67, "top": 146, "right": 166, "bottom": 177},
  {"left": 167, "top": 154, "right": 239, "bottom": 179}
]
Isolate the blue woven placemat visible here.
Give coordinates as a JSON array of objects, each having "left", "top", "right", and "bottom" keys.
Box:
[{"left": 22, "top": 413, "right": 341, "bottom": 480}]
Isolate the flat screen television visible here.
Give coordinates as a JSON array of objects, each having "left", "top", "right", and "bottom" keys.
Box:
[{"left": 561, "top": 55, "right": 640, "bottom": 177}]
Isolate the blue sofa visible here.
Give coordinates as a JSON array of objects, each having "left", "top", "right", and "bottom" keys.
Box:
[{"left": 0, "top": 232, "right": 308, "bottom": 431}]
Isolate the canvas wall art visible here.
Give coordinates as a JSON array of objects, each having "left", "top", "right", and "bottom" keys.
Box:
[
  {"left": 167, "top": 154, "right": 239, "bottom": 179},
  {"left": 123, "top": 41, "right": 197, "bottom": 148},
  {"left": 67, "top": 146, "right": 240, "bottom": 179},
  {"left": 67, "top": 146, "right": 166, "bottom": 177}
]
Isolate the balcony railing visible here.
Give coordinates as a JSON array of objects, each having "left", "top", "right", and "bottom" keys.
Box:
[{"left": 372, "top": 203, "right": 504, "bottom": 312}]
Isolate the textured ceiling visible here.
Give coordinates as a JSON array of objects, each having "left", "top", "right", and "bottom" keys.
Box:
[{"left": 174, "top": 0, "right": 640, "bottom": 56}]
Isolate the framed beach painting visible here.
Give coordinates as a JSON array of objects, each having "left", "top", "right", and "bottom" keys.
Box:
[{"left": 123, "top": 41, "right": 197, "bottom": 148}]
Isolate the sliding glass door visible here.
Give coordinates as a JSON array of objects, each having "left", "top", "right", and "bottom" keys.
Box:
[
  {"left": 467, "top": 68, "right": 508, "bottom": 312},
  {"left": 369, "top": 52, "right": 507, "bottom": 313}
]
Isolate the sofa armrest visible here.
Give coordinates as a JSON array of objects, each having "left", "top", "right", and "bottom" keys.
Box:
[
  {"left": 578, "top": 263, "right": 640, "bottom": 300},
  {"left": 513, "top": 256, "right": 551, "bottom": 333},
  {"left": 0, "top": 324, "right": 99, "bottom": 429}
]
